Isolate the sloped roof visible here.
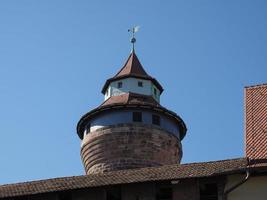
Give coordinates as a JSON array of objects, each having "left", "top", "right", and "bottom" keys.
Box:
[
  {"left": 76, "top": 93, "right": 187, "bottom": 140},
  {"left": 0, "top": 158, "right": 248, "bottom": 198},
  {"left": 100, "top": 93, "right": 160, "bottom": 107},
  {"left": 114, "top": 52, "right": 149, "bottom": 78},
  {"left": 101, "top": 52, "right": 163, "bottom": 94},
  {"left": 245, "top": 84, "right": 267, "bottom": 159}
]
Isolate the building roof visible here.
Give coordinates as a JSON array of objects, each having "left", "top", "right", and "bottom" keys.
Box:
[
  {"left": 0, "top": 158, "right": 248, "bottom": 198},
  {"left": 114, "top": 51, "right": 149, "bottom": 78},
  {"left": 245, "top": 84, "right": 267, "bottom": 159},
  {"left": 76, "top": 93, "right": 187, "bottom": 140},
  {"left": 100, "top": 92, "right": 160, "bottom": 107},
  {"left": 101, "top": 52, "right": 164, "bottom": 94}
]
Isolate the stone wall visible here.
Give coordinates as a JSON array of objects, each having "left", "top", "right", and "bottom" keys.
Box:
[{"left": 81, "top": 123, "right": 182, "bottom": 174}]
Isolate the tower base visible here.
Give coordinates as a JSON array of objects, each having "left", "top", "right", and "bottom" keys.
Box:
[{"left": 81, "top": 124, "right": 182, "bottom": 174}]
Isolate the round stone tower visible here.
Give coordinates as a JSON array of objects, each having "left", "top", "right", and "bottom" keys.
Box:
[{"left": 77, "top": 50, "right": 187, "bottom": 174}]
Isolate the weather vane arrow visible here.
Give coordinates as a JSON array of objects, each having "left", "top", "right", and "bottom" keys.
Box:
[{"left": 128, "top": 26, "right": 140, "bottom": 52}]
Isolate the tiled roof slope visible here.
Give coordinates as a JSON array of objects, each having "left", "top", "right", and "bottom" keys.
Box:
[
  {"left": 76, "top": 93, "right": 187, "bottom": 140},
  {"left": 101, "top": 52, "right": 163, "bottom": 94},
  {"left": 100, "top": 93, "right": 160, "bottom": 107},
  {"left": 0, "top": 158, "right": 247, "bottom": 198},
  {"left": 114, "top": 52, "right": 149, "bottom": 78},
  {"left": 245, "top": 84, "right": 267, "bottom": 159}
]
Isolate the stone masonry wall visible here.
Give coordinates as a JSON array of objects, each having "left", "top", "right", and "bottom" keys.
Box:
[{"left": 81, "top": 123, "right": 182, "bottom": 174}]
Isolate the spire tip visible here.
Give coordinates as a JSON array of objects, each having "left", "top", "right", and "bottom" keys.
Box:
[{"left": 128, "top": 26, "right": 140, "bottom": 52}]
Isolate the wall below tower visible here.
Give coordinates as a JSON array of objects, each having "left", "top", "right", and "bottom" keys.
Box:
[{"left": 81, "top": 123, "right": 182, "bottom": 174}]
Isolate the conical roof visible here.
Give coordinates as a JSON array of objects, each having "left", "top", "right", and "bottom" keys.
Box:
[
  {"left": 102, "top": 52, "right": 163, "bottom": 94},
  {"left": 114, "top": 52, "right": 149, "bottom": 78}
]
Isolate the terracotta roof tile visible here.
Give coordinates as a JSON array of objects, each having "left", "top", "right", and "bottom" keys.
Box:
[
  {"left": 0, "top": 158, "right": 247, "bottom": 198},
  {"left": 114, "top": 52, "right": 149, "bottom": 78},
  {"left": 245, "top": 84, "right": 267, "bottom": 159},
  {"left": 100, "top": 93, "right": 160, "bottom": 107},
  {"left": 101, "top": 52, "right": 163, "bottom": 94}
]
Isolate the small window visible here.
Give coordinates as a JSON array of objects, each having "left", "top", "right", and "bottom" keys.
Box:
[
  {"left": 156, "top": 185, "right": 172, "bottom": 200},
  {"left": 133, "top": 112, "right": 142, "bottom": 122},
  {"left": 58, "top": 192, "right": 72, "bottom": 200},
  {"left": 152, "top": 114, "right": 161, "bottom": 126},
  {"left": 200, "top": 183, "right": 218, "bottom": 200},
  {"left": 138, "top": 81, "right": 143, "bottom": 87},
  {"left": 154, "top": 88, "right": 157, "bottom": 96},
  {"left": 118, "top": 82, "right": 122, "bottom": 88}
]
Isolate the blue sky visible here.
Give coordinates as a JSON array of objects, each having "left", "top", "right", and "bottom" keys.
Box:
[{"left": 0, "top": 1, "right": 266, "bottom": 184}]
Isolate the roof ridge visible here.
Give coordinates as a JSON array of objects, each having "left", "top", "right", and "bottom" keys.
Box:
[
  {"left": 101, "top": 52, "right": 164, "bottom": 94},
  {"left": 114, "top": 51, "right": 149, "bottom": 78},
  {"left": 114, "top": 52, "right": 134, "bottom": 77},
  {"left": 180, "top": 157, "right": 247, "bottom": 166},
  {"left": 0, "top": 157, "right": 250, "bottom": 198},
  {"left": 0, "top": 157, "right": 246, "bottom": 187},
  {"left": 245, "top": 83, "right": 267, "bottom": 89}
]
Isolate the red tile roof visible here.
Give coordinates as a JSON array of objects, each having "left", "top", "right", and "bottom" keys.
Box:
[
  {"left": 114, "top": 52, "right": 149, "bottom": 78},
  {"left": 245, "top": 84, "right": 267, "bottom": 159},
  {"left": 0, "top": 158, "right": 248, "bottom": 198},
  {"left": 101, "top": 52, "right": 163, "bottom": 94},
  {"left": 100, "top": 93, "right": 160, "bottom": 107},
  {"left": 76, "top": 93, "right": 187, "bottom": 140}
]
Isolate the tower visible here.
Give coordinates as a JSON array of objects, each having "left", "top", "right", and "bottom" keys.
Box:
[{"left": 77, "top": 37, "right": 187, "bottom": 174}]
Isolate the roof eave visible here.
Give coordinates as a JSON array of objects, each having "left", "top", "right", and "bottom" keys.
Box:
[
  {"left": 76, "top": 103, "right": 186, "bottom": 140},
  {"left": 101, "top": 75, "right": 164, "bottom": 94}
]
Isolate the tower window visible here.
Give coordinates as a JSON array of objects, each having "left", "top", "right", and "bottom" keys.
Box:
[
  {"left": 152, "top": 114, "right": 161, "bottom": 126},
  {"left": 133, "top": 112, "right": 142, "bottom": 122},
  {"left": 154, "top": 88, "right": 157, "bottom": 96},
  {"left": 138, "top": 81, "right": 143, "bottom": 87},
  {"left": 118, "top": 82, "right": 123, "bottom": 88}
]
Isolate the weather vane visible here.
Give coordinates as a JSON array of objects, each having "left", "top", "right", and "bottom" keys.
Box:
[{"left": 128, "top": 26, "right": 140, "bottom": 52}]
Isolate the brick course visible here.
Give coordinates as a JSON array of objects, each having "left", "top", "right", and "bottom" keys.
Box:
[{"left": 81, "top": 123, "right": 182, "bottom": 174}]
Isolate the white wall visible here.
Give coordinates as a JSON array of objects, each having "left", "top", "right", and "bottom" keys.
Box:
[
  {"left": 104, "top": 77, "right": 160, "bottom": 102},
  {"left": 226, "top": 174, "right": 267, "bottom": 200},
  {"left": 86, "top": 109, "right": 180, "bottom": 138}
]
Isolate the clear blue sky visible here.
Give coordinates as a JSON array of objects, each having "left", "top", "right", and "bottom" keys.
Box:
[{"left": 0, "top": 1, "right": 266, "bottom": 184}]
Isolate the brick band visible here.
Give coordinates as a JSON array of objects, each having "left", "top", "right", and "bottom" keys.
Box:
[{"left": 81, "top": 124, "right": 182, "bottom": 174}]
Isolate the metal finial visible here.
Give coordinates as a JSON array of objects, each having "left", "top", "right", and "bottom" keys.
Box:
[{"left": 128, "top": 26, "right": 140, "bottom": 52}]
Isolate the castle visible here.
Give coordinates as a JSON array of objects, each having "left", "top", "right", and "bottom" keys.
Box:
[
  {"left": 0, "top": 39, "right": 267, "bottom": 200},
  {"left": 78, "top": 49, "right": 186, "bottom": 174}
]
